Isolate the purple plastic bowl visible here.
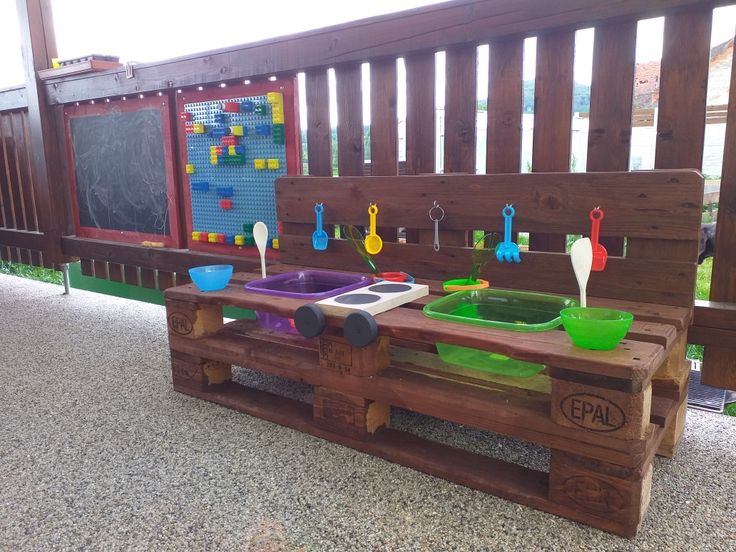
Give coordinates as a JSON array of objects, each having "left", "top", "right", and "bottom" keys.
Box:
[{"left": 244, "top": 270, "right": 373, "bottom": 333}]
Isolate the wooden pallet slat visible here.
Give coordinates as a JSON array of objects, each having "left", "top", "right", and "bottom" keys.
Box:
[
  {"left": 530, "top": 31, "right": 575, "bottom": 253},
  {"left": 335, "top": 63, "right": 364, "bottom": 177},
  {"left": 305, "top": 68, "right": 332, "bottom": 177}
]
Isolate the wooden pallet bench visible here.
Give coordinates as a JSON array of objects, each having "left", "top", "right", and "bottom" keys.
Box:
[{"left": 164, "top": 171, "right": 702, "bottom": 537}]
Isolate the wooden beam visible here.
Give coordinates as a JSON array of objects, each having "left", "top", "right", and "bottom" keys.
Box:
[
  {"left": 15, "top": 0, "right": 73, "bottom": 265},
  {"left": 44, "top": 0, "right": 728, "bottom": 105},
  {"left": 0, "top": 228, "right": 44, "bottom": 250}
]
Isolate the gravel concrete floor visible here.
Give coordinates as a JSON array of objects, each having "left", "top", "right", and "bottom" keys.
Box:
[{"left": 1, "top": 273, "right": 735, "bottom": 551}]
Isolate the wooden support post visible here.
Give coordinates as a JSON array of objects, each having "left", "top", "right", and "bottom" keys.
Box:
[
  {"left": 313, "top": 387, "right": 389, "bottom": 440},
  {"left": 318, "top": 334, "right": 389, "bottom": 376},
  {"left": 549, "top": 449, "right": 653, "bottom": 537},
  {"left": 550, "top": 377, "right": 652, "bottom": 441},
  {"left": 657, "top": 390, "right": 688, "bottom": 458}
]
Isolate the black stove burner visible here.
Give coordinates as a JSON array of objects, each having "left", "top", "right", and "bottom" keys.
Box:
[
  {"left": 368, "top": 283, "right": 412, "bottom": 293},
  {"left": 334, "top": 293, "right": 381, "bottom": 305}
]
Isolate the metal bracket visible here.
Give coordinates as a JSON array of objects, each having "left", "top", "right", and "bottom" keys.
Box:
[{"left": 124, "top": 62, "right": 135, "bottom": 79}]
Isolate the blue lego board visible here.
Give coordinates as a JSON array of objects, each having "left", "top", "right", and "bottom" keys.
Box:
[{"left": 183, "top": 91, "right": 287, "bottom": 247}]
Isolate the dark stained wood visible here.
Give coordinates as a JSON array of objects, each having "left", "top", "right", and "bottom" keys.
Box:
[
  {"left": 108, "top": 262, "right": 123, "bottom": 283},
  {"left": 44, "top": 0, "right": 735, "bottom": 105},
  {"left": 7, "top": 113, "right": 30, "bottom": 230},
  {"left": 275, "top": 172, "right": 703, "bottom": 238},
  {"left": 0, "top": 228, "right": 44, "bottom": 250},
  {"left": 370, "top": 57, "right": 399, "bottom": 242},
  {"left": 655, "top": 8, "right": 712, "bottom": 170},
  {"left": 369, "top": 58, "right": 398, "bottom": 175},
  {"left": 0, "top": 86, "right": 27, "bottom": 111},
  {"left": 405, "top": 52, "right": 435, "bottom": 176},
  {"left": 487, "top": 38, "right": 523, "bottom": 174},
  {"left": 443, "top": 45, "right": 477, "bottom": 174},
  {"left": 586, "top": 21, "right": 637, "bottom": 256},
  {"left": 123, "top": 264, "right": 139, "bottom": 286},
  {"left": 15, "top": 0, "right": 72, "bottom": 265},
  {"left": 61, "top": 236, "right": 262, "bottom": 274},
  {"left": 157, "top": 270, "right": 175, "bottom": 290},
  {"left": 335, "top": 63, "right": 364, "bottom": 176},
  {"left": 80, "top": 258, "right": 94, "bottom": 277},
  {"left": 530, "top": 31, "right": 574, "bottom": 253},
  {"left": 278, "top": 235, "right": 696, "bottom": 307},
  {"left": 0, "top": 113, "right": 20, "bottom": 229},
  {"left": 140, "top": 267, "right": 156, "bottom": 289},
  {"left": 305, "top": 69, "right": 332, "bottom": 176},
  {"left": 92, "top": 260, "right": 108, "bottom": 280}
]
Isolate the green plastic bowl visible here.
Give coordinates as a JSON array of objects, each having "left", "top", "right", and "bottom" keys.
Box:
[{"left": 560, "top": 307, "right": 633, "bottom": 350}]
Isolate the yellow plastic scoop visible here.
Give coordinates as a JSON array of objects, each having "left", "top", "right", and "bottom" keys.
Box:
[{"left": 364, "top": 203, "right": 383, "bottom": 255}]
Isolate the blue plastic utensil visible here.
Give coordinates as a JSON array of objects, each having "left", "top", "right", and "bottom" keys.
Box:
[
  {"left": 312, "top": 203, "right": 329, "bottom": 250},
  {"left": 495, "top": 204, "right": 521, "bottom": 263}
]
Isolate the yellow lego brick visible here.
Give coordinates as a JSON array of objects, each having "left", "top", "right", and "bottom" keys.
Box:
[
  {"left": 272, "top": 238, "right": 279, "bottom": 250},
  {"left": 210, "top": 156, "right": 219, "bottom": 165},
  {"left": 192, "top": 123, "right": 205, "bottom": 134},
  {"left": 208, "top": 233, "right": 218, "bottom": 243},
  {"left": 228, "top": 145, "right": 237, "bottom": 156},
  {"left": 234, "top": 235, "right": 245, "bottom": 246},
  {"left": 191, "top": 231, "right": 200, "bottom": 241},
  {"left": 185, "top": 164, "right": 195, "bottom": 174},
  {"left": 266, "top": 92, "right": 283, "bottom": 105},
  {"left": 254, "top": 159, "right": 266, "bottom": 170},
  {"left": 271, "top": 114, "right": 285, "bottom": 124},
  {"left": 210, "top": 145, "right": 219, "bottom": 152},
  {"left": 267, "top": 158, "right": 280, "bottom": 170},
  {"left": 229, "top": 125, "right": 244, "bottom": 136}
]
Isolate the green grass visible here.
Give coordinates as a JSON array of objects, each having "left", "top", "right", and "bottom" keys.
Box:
[{"left": 0, "top": 261, "right": 62, "bottom": 285}]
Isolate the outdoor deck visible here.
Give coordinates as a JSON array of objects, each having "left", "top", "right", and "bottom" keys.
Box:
[{"left": 1, "top": 273, "right": 734, "bottom": 550}]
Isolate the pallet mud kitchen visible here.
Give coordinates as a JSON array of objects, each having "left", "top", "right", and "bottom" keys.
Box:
[{"left": 165, "top": 170, "right": 703, "bottom": 537}]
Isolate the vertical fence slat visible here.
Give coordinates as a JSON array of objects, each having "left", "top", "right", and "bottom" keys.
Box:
[
  {"left": 9, "top": 112, "right": 30, "bottom": 231},
  {"left": 442, "top": 45, "right": 476, "bottom": 246},
  {"left": 80, "top": 258, "right": 94, "bottom": 277},
  {"left": 444, "top": 45, "right": 477, "bottom": 174},
  {"left": 124, "top": 265, "right": 139, "bottom": 286},
  {"left": 0, "top": 114, "right": 20, "bottom": 229},
  {"left": 20, "top": 110, "right": 40, "bottom": 231},
  {"left": 530, "top": 31, "right": 575, "bottom": 252},
  {"left": 370, "top": 58, "right": 399, "bottom": 242},
  {"left": 586, "top": 21, "right": 637, "bottom": 256},
  {"left": 405, "top": 51, "right": 436, "bottom": 244},
  {"left": 305, "top": 69, "right": 332, "bottom": 177},
  {"left": 335, "top": 63, "right": 364, "bottom": 177},
  {"left": 487, "top": 38, "right": 523, "bottom": 174},
  {"left": 140, "top": 268, "right": 156, "bottom": 289},
  {"left": 158, "top": 270, "right": 174, "bottom": 290},
  {"left": 705, "top": 11, "right": 736, "bottom": 389},
  {"left": 108, "top": 263, "right": 124, "bottom": 283}
]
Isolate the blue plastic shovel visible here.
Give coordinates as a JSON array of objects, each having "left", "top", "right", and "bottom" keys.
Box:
[
  {"left": 312, "top": 203, "right": 329, "bottom": 250},
  {"left": 495, "top": 204, "right": 521, "bottom": 263}
]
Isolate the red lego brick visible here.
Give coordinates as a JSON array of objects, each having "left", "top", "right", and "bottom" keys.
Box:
[
  {"left": 223, "top": 102, "right": 240, "bottom": 113},
  {"left": 220, "top": 199, "right": 233, "bottom": 210}
]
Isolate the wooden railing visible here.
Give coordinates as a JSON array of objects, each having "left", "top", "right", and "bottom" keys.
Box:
[{"left": 1, "top": 0, "right": 735, "bottom": 388}]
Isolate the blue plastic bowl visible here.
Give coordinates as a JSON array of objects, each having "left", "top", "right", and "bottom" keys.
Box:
[{"left": 188, "top": 264, "right": 233, "bottom": 292}]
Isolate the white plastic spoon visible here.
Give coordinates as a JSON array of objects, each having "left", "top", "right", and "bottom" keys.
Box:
[
  {"left": 570, "top": 237, "right": 593, "bottom": 308},
  {"left": 253, "top": 222, "right": 268, "bottom": 279}
]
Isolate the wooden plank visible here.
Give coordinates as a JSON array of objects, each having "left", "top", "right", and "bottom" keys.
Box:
[
  {"left": 80, "top": 258, "right": 94, "bottom": 277},
  {"left": 405, "top": 51, "right": 435, "bottom": 175},
  {"left": 278, "top": 234, "right": 696, "bottom": 307},
  {"left": 304, "top": 69, "right": 332, "bottom": 176},
  {"left": 530, "top": 31, "right": 574, "bottom": 253},
  {"left": 8, "top": 112, "right": 31, "bottom": 230},
  {"left": 61, "top": 236, "right": 262, "bottom": 274},
  {"left": 654, "top": 8, "right": 712, "bottom": 170},
  {"left": 157, "top": 270, "right": 175, "bottom": 290},
  {"left": 123, "top": 264, "right": 139, "bottom": 286},
  {"left": 0, "top": 113, "right": 20, "bottom": 229},
  {"left": 335, "top": 63, "right": 364, "bottom": 176},
  {"left": 404, "top": 51, "right": 436, "bottom": 244},
  {"left": 140, "top": 267, "right": 156, "bottom": 289},
  {"left": 370, "top": 57, "right": 399, "bottom": 242},
  {"left": 0, "top": 86, "right": 27, "bottom": 111},
  {"left": 16, "top": 0, "right": 72, "bottom": 265},
  {"left": 275, "top": 172, "right": 703, "bottom": 239},
  {"left": 487, "top": 38, "right": 523, "bottom": 174},
  {"left": 443, "top": 44, "right": 477, "bottom": 174},
  {"left": 107, "top": 262, "right": 123, "bottom": 283},
  {"left": 586, "top": 20, "right": 637, "bottom": 256},
  {"left": 92, "top": 260, "right": 108, "bottom": 280},
  {"left": 0, "top": 228, "right": 44, "bottom": 250},
  {"left": 45, "top": 0, "right": 736, "bottom": 104},
  {"left": 704, "top": 14, "right": 736, "bottom": 389}
]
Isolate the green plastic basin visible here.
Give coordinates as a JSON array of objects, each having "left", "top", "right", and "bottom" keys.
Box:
[
  {"left": 560, "top": 307, "right": 633, "bottom": 350},
  {"left": 423, "top": 289, "right": 577, "bottom": 377}
]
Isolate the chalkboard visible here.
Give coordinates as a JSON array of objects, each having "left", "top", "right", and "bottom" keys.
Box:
[{"left": 65, "top": 98, "right": 180, "bottom": 246}]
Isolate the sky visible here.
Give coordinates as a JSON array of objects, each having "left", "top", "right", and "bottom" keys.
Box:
[{"left": 1, "top": 1, "right": 736, "bottom": 93}]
